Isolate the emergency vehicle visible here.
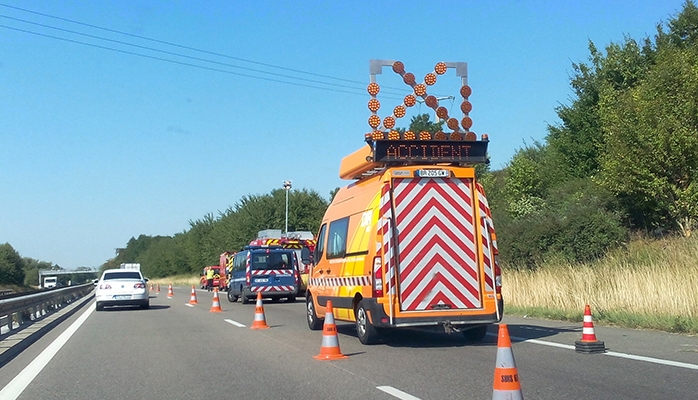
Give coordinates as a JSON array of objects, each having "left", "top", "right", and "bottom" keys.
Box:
[
  {"left": 305, "top": 60, "right": 503, "bottom": 344},
  {"left": 200, "top": 265, "right": 227, "bottom": 291},
  {"left": 248, "top": 229, "right": 316, "bottom": 293},
  {"left": 227, "top": 244, "right": 301, "bottom": 303}
]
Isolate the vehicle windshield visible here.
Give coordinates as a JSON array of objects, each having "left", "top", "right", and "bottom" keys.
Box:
[
  {"left": 103, "top": 272, "right": 142, "bottom": 280},
  {"left": 250, "top": 252, "right": 293, "bottom": 271}
]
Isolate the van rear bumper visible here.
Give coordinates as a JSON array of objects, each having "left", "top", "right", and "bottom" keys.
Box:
[{"left": 366, "top": 298, "right": 504, "bottom": 328}]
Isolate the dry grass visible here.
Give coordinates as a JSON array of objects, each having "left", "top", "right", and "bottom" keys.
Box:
[
  {"left": 502, "top": 234, "right": 698, "bottom": 333},
  {"left": 148, "top": 275, "right": 200, "bottom": 288}
]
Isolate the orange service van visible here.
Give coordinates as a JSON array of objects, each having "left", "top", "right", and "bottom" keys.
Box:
[{"left": 305, "top": 60, "right": 503, "bottom": 344}]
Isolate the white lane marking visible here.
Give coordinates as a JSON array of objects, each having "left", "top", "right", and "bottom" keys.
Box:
[
  {"left": 0, "top": 302, "right": 95, "bottom": 400},
  {"left": 377, "top": 386, "right": 421, "bottom": 400},
  {"left": 489, "top": 332, "right": 698, "bottom": 371},
  {"left": 605, "top": 350, "right": 698, "bottom": 370},
  {"left": 185, "top": 304, "right": 194, "bottom": 307},
  {"left": 225, "top": 319, "right": 246, "bottom": 328}
]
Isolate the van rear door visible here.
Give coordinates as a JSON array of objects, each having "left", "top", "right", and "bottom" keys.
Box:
[
  {"left": 384, "top": 176, "right": 484, "bottom": 312},
  {"left": 249, "top": 251, "right": 297, "bottom": 293}
]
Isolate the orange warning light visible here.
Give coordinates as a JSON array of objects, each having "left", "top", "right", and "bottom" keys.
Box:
[
  {"left": 394, "top": 105, "right": 406, "bottom": 118},
  {"left": 424, "top": 73, "right": 437, "bottom": 86},
  {"left": 368, "top": 83, "right": 380, "bottom": 96},
  {"left": 404, "top": 94, "right": 417, "bottom": 107},
  {"left": 436, "top": 106, "right": 448, "bottom": 119},
  {"left": 461, "top": 116, "right": 473, "bottom": 130},
  {"left": 403, "top": 73, "right": 416, "bottom": 86},
  {"left": 425, "top": 95, "right": 438, "bottom": 108},
  {"left": 368, "top": 115, "right": 381, "bottom": 128},
  {"left": 447, "top": 118, "right": 460, "bottom": 130},
  {"left": 404, "top": 130, "right": 416, "bottom": 140},
  {"left": 460, "top": 85, "right": 472, "bottom": 98},
  {"left": 434, "top": 62, "right": 447, "bottom": 75},
  {"left": 461, "top": 100, "right": 472, "bottom": 114},
  {"left": 383, "top": 116, "right": 396, "bottom": 129},
  {"left": 392, "top": 61, "right": 405, "bottom": 74},
  {"left": 464, "top": 131, "right": 477, "bottom": 141},
  {"left": 388, "top": 130, "right": 400, "bottom": 140},
  {"left": 414, "top": 84, "right": 427, "bottom": 97},
  {"left": 419, "top": 131, "right": 431, "bottom": 140},
  {"left": 435, "top": 131, "right": 446, "bottom": 140},
  {"left": 371, "top": 130, "right": 385, "bottom": 140},
  {"left": 368, "top": 99, "right": 381, "bottom": 112},
  {"left": 450, "top": 132, "right": 462, "bottom": 141}
]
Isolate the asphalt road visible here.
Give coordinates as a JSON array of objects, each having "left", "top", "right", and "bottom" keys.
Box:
[{"left": 1, "top": 286, "right": 697, "bottom": 399}]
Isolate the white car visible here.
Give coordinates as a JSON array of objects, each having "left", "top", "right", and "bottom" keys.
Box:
[{"left": 95, "top": 269, "right": 150, "bottom": 311}]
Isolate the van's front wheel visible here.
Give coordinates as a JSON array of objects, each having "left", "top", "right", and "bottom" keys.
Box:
[
  {"left": 356, "top": 300, "right": 380, "bottom": 345},
  {"left": 306, "top": 295, "right": 323, "bottom": 330}
]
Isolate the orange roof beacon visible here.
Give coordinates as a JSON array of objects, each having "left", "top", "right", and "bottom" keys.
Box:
[{"left": 306, "top": 60, "right": 503, "bottom": 344}]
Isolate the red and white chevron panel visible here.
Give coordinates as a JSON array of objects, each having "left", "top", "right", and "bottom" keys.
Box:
[
  {"left": 308, "top": 276, "right": 372, "bottom": 287},
  {"left": 391, "top": 177, "right": 482, "bottom": 311},
  {"left": 251, "top": 269, "right": 293, "bottom": 275},
  {"left": 250, "top": 286, "right": 294, "bottom": 292},
  {"left": 476, "top": 183, "right": 495, "bottom": 293}
]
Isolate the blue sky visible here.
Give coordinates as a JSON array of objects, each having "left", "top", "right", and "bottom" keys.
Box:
[{"left": 0, "top": 0, "right": 687, "bottom": 269}]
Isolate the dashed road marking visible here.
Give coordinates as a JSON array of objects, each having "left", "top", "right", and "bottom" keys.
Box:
[
  {"left": 185, "top": 304, "right": 194, "bottom": 307},
  {"left": 377, "top": 386, "right": 421, "bottom": 400},
  {"left": 225, "top": 319, "right": 246, "bottom": 328}
]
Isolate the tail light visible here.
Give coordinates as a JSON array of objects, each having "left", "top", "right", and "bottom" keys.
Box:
[
  {"left": 245, "top": 271, "right": 251, "bottom": 286},
  {"left": 372, "top": 256, "right": 383, "bottom": 297},
  {"left": 134, "top": 282, "right": 146, "bottom": 289}
]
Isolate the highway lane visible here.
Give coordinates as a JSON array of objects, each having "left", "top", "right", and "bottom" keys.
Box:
[{"left": 1, "top": 286, "right": 697, "bottom": 399}]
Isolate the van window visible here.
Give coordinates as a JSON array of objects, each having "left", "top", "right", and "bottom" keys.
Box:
[
  {"left": 233, "top": 253, "right": 246, "bottom": 272},
  {"left": 250, "top": 251, "right": 294, "bottom": 270},
  {"left": 327, "top": 217, "right": 349, "bottom": 259},
  {"left": 315, "top": 224, "right": 327, "bottom": 262}
]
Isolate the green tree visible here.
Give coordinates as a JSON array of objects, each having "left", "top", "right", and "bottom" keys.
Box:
[
  {"left": 598, "top": 43, "right": 698, "bottom": 236},
  {"left": 0, "top": 243, "right": 25, "bottom": 285}
]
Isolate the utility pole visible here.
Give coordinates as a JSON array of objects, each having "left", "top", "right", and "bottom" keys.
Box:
[{"left": 282, "top": 180, "right": 292, "bottom": 234}]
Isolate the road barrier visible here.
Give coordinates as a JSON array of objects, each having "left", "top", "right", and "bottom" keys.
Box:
[{"left": 0, "top": 284, "right": 93, "bottom": 336}]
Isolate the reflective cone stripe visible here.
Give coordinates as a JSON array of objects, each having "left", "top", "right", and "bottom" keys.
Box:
[
  {"left": 156, "top": 283, "right": 161, "bottom": 293},
  {"left": 250, "top": 292, "right": 269, "bottom": 329},
  {"left": 210, "top": 288, "right": 222, "bottom": 312},
  {"left": 189, "top": 285, "right": 198, "bottom": 305},
  {"left": 313, "top": 300, "right": 348, "bottom": 360},
  {"left": 493, "top": 324, "right": 523, "bottom": 400},
  {"left": 167, "top": 284, "right": 174, "bottom": 298},
  {"left": 581, "top": 304, "right": 598, "bottom": 342}
]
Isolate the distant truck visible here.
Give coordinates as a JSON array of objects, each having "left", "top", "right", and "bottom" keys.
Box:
[
  {"left": 120, "top": 263, "right": 141, "bottom": 270},
  {"left": 43, "top": 276, "right": 58, "bottom": 289}
]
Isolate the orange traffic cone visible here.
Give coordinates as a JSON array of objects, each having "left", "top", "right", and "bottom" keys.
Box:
[
  {"left": 210, "top": 288, "right": 223, "bottom": 312},
  {"left": 167, "top": 283, "right": 174, "bottom": 298},
  {"left": 313, "top": 300, "right": 348, "bottom": 360},
  {"left": 188, "top": 285, "right": 198, "bottom": 305},
  {"left": 575, "top": 304, "right": 606, "bottom": 353},
  {"left": 156, "top": 283, "right": 161, "bottom": 293},
  {"left": 492, "top": 324, "right": 523, "bottom": 400},
  {"left": 250, "top": 292, "right": 270, "bottom": 329}
]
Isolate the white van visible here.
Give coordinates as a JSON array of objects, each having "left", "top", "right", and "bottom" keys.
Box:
[{"left": 43, "top": 276, "right": 58, "bottom": 289}]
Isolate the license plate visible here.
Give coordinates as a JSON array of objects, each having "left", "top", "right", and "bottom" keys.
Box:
[
  {"left": 255, "top": 278, "right": 269, "bottom": 283},
  {"left": 418, "top": 169, "right": 449, "bottom": 178},
  {"left": 113, "top": 295, "right": 131, "bottom": 300}
]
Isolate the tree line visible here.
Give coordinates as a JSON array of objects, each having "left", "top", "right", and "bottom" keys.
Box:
[{"left": 4, "top": 2, "right": 698, "bottom": 285}]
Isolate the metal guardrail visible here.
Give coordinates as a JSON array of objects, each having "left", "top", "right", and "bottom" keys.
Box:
[{"left": 0, "top": 283, "right": 94, "bottom": 334}]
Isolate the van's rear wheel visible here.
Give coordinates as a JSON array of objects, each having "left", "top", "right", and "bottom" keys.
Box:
[
  {"left": 462, "top": 325, "right": 488, "bottom": 342},
  {"left": 306, "top": 295, "right": 323, "bottom": 330},
  {"left": 227, "top": 289, "right": 238, "bottom": 303},
  {"left": 240, "top": 287, "right": 250, "bottom": 304},
  {"left": 356, "top": 300, "right": 379, "bottom": 345}
]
